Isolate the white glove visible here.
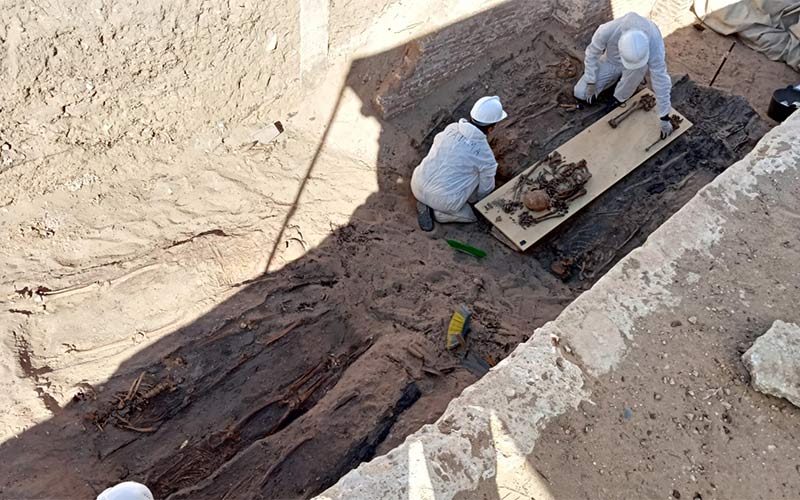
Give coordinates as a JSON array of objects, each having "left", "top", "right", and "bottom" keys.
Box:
[
  {"left": 660, "top": 117, "right": 673, "bottom": 139},
  {"left": 585, "top": 82, "right": 597, "bottom": 104}
]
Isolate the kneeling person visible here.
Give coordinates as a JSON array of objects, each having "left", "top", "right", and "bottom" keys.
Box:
[
  {"left": 574, "top": 11, "right": 674, "bottom": 139},
  {"left": 411, "top": 96, "right": 507, "bottom": 231}
]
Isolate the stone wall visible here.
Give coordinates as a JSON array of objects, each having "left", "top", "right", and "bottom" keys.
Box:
[
  {"left": 371, "top": 0, "right": 556, "bottom": 117},
  {"left": 555, "top": 0, "right": 694, "bottom": 31}
]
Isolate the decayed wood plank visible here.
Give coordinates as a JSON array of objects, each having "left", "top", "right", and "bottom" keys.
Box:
[{"left": 476, "top": 89, "right": 692, "bottom": 251}]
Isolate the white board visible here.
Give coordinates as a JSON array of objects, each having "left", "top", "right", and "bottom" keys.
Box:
[{"left": 476, "top": 89, "right": 692, "bottom": 251}]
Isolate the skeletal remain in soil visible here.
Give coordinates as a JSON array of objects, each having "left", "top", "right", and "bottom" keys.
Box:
[
  {"left": 515, "top": 152, "right": 592, "bottom": 228},
  {"left": 645, "top": 114, "right": 685, "bottom": 152},
  {"left": 608, "top": 94, "right": 657, "bottom": 128}
]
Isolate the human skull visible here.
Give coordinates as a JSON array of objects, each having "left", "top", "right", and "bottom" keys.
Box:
[{"left": 523, "top": 189, "right": 550, "bottom": 212}]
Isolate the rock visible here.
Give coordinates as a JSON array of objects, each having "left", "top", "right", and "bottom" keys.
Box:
[
  {"left": 266, "top": 30, "right": 278, "bottom": 51},
  {"left": 688, "top": 316, "right": 698, "bottom": 325},
  {"left": 742, "top": 320, "right": 800, "bottom": 407},
  {"left": 671, "top": 320, "right": 682, "bottom": 327}
]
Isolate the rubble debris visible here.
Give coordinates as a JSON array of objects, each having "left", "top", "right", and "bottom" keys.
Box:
[{"left": 742, "top": 320, "right": 800, "bottom": 407}]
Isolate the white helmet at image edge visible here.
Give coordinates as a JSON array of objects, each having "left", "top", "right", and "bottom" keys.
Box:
[
  {"left": 470, "top": 96, "right": 508, "bottom": 126},
  {"left": 97, "top": 482, "right": 155, "bottom": 500},
  {"left": 618, "top": 30, "right": 650, "bottom": 70}
]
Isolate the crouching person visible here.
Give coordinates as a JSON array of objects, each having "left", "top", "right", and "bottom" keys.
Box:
[{"left": 411, "top": 96, "right": 508, "bottom": 231}]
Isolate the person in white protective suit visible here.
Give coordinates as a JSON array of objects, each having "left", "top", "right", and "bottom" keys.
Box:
[
  {"left": 574, "top": 12, "right": 675, "bottom": 139},
  {"left": 411, "top": 96, "right": 508, "bottom": 231}
]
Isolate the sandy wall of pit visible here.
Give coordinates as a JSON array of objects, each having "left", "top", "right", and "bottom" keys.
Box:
[
  {"left": 0, "top": 0, "right": 386, "bottom": 441},
  {"left": 369, "top": 0, "right": 697, "bottom": 117},
  {"left": 555, "top": 0, "right": 694, "bottom": 29}
]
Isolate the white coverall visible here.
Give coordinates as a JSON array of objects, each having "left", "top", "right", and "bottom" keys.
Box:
[
  {"left": 574, "top": 12, "right": 672, "bottom": 118},
  {"left": 410, "top": 119, "right": 497, "bottom": 223}
]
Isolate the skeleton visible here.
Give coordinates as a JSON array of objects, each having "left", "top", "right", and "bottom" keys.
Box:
[
  {"left": 608, "top": 94, "right": 656, "bottom": 128},
  {"left": 645, "top": 114, "right": 684, "bottom": 152},
  {"left": 514, "top": 152, "right": 592, "bottom": 227}
]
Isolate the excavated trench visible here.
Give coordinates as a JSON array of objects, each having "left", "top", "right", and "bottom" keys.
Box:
[{"left": 0, "top": 26, "right": 769, "bottom": 500}]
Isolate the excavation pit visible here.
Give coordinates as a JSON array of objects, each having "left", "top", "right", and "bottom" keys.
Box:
[{"left": 0, "top": 3, "right": 786, "bottom": 500}]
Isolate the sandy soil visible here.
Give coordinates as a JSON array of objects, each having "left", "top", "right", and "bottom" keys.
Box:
[{"left": 0, "top": 2, "right": 797, "bottom": 499}]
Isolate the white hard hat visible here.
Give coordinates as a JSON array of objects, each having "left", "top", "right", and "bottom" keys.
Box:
[
  {"left": 618, "top": 30, "right": 650, "bottom": 70},
  {"left": 470, "top": 96, "right": 508, "bottom": 126},
  {"left": 97, "top": 482, "right": 154, "bottom": 500}
]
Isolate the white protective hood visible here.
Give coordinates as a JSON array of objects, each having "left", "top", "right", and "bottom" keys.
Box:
[{"left": 410, "top": 119, "right": 498, "bottom": 214}]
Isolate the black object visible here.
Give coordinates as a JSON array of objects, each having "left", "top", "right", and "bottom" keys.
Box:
[
  {"left": 416, "top": 201, "right": 434, "bottom": 232},
  {"left": 460, "top": 349, "right": 491, "bottom": 377},
  {"left": 603, "top": 96, "right": 624, "bottom": 114},
  {"left": 768, "top": 86, "right": 800, "bottom": 123}
]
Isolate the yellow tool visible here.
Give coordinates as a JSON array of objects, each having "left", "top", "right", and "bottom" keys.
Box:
[{"left": 446, "top": 305, "right": 471, "bottom": 350}]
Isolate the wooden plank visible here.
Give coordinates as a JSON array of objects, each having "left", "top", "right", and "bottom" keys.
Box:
[
  {"left": 475, "top": 89, "right": 692, "bottom": 251},
  {"left": 490, "top": 226, "right": 520, "bottom": 252}
]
